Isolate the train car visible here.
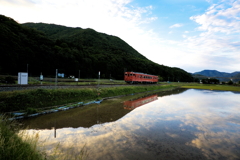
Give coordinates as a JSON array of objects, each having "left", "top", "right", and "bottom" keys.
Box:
[
  {"left": 124, "top": 94, "right": 158, "bottom": 110},
  {"left": 124, "top": 71, "right": 158, "bottom": 84}
]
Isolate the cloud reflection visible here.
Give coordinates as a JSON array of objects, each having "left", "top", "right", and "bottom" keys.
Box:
[
  {"left": 156, "top": 89, "right": 240, "bottom": 159},
  {"left": 24, "top": 89, "right": 240, "bottom": 160}
]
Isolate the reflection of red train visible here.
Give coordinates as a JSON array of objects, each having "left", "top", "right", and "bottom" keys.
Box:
[
  {"left": 124, "top": 94, "right": 158, "bottom": 110},
  {"left": 124, "top": 72, "right": 158, "bottom": 84}
]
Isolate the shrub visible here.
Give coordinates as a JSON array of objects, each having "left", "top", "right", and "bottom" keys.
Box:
[
  {"left": 5, "top": 76, "right": 16, "bottom": 84},
  {"left": 26, "top": 107, "right": 38, "bottom": 115},
  {"left": 228, "top": 80, "right": 233, "bottom": 85}
]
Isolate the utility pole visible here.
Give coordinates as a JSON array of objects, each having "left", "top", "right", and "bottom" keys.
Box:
[
  {"left": 77, "top": 70, "right": 80, "bottom": 85},
  {"left": 55, "top": 69, "right": 58, "bottom": 87},
  {"left": 98, "top": 71, "right": 100, "bottom": 87}
]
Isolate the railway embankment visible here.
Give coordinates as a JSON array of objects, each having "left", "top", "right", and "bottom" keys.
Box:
[
  {"left": 0, "top": 84, "right": 126, "bottom": 92},
  {"left": 0, "top": 84, "right": 176, "bottom": 118}
]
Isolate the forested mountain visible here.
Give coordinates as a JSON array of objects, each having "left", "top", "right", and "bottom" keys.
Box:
[
  {"left": 193, "top": 70, "right": 240, "bottom": 82},
  {"left": 0, "top": 14, "right": 193, "bottom": 81},
  {"left": 194, "top": 70, "right": 240, "bottom": 78},
  {"left": 194, "top": 70, "right": 229, "bottom": 78}
]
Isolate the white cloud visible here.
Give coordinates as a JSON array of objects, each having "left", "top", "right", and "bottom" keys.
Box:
[
  {"left": 169, "top": 23, "right": 183, "bottom": 28},
  {"left": 190, "top": 0, "right": 240, "bottom": 34},
  {"left": 185, "top": 0, "right": 240, "bottom": 72},
  {"left": 0, "top": 0, "right": 157, "bottom": 43}
]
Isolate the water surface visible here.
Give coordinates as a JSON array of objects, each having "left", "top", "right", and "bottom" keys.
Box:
[{"left": 22, "top": 89, "right": 240, "bottom": 160}]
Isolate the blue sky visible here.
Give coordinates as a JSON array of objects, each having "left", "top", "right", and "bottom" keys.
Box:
[{"left": 1, "top": 0, "right": 240, "bottom": 73}]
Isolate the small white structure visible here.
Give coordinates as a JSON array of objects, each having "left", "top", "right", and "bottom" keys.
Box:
[
  {"left": 58, "top": 73, "right": 64, "bottom": 78},
  {"left": 40, "top": 75, "right": 43, "bottom": 81},
  {"left": 18, "top": 72, "right": 28, "bottom": 85}
]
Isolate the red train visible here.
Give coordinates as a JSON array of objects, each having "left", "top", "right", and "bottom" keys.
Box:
[
  {"left": 124, "top": 94, "right": 158, "bottom": 110},
  {"left": 124, "top": 71, "right": 158, "bottom": 84}
]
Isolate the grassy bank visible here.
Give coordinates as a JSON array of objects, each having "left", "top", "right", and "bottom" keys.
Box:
[
  {"left": 180, "top": 83, "right": 240, "bottom": 92},
  {"left": 0, "top": 115, "right": 45, "bottom": 160},
  {"left": 0, "top": 85, "right": 174, "bottom": 113}
]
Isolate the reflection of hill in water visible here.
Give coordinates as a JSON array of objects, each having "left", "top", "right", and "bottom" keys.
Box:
[
  {"left": 21, "top": 100, "right": 129, "bottom": 129},
  {"left": 20, "top": 88, "right": 187, "bottom": 129}
]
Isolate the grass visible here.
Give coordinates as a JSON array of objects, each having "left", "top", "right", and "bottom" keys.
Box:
[
  {"left": 0, "top": 115, "right": 45, "bottom": 160},
  {"left": 180, "top": 83, "right": 240, "bottom": 92},
  {"left": 0, "top": 114, "right": 89, "bottom": 160},
  {"left": 0, "top": 84, "right": 175, "bottom": 113},
  {"left": 28, "top": 78, "right": 126, "bottom": 85}
]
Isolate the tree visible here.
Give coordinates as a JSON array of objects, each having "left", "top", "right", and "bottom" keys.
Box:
[
  {"left": 201, "top": 78, "right": 219, "bottom": 84},
  {"left": 228, "top": 80, "right": 233, "bottom": 85},
  {"left": 158, "top": 76, "right": 163, "bottom": 82}
]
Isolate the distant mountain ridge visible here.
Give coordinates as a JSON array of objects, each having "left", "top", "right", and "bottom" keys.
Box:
[
  {"left": 193, "top": 70, "right": 240, "bottom": 82},
  {"left": 194, "top": 70, "right": 240, "bottom": 78}
]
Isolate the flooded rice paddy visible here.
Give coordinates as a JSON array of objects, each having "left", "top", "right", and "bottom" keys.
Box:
[{"left": 21, "top": 88, "right": 240, "bottom": 160}]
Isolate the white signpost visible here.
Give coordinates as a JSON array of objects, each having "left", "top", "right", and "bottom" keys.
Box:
[{"left": 18, "top": 72, "right": 28, "bottom": 85}]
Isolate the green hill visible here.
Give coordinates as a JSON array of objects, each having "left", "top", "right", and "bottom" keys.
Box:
[{"left": 0, "top": 14, "right": 193, "bottom": 81}]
